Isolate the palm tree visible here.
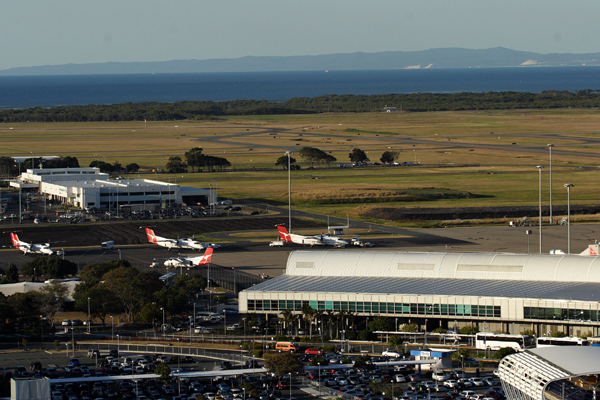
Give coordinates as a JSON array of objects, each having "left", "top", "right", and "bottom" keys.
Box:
[
  {"left": 325, "top": 310, "right": 335, "bottom": 338},
  {"left": 314, "top": 309, "right": 325, "bottom": 338},
  {"left": 280, "top": 309, "right": 293, "bottom": 335},
  {"left": 301, "top": 304, "right": 315, "bottom": 338}
]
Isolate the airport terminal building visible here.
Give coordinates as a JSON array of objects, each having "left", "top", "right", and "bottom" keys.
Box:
[
  {"left": 12, "top": 168, "right": 212, "bottom": 210},
  {"left": 240, "top": 250, "right": 600, "bottom": 336}
]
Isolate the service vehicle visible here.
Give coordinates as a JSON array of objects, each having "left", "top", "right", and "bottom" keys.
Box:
[{"left": 275, "top": 342, "right": 298, "bottom": 352}]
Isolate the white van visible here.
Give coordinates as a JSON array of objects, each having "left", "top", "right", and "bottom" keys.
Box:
[{"left": 101, "top": 241, "right": 114, "bottom": 250}]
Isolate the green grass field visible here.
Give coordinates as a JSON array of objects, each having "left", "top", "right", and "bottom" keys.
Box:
[{"left": 3, "top": 109, "right": 600, "bottom": 225}]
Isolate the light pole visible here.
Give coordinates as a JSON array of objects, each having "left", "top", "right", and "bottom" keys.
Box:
[
  {"left": 424, "top": 318, "right": 428, "bottom": 347},
  {"left": 318, "top": 362, "right": 321, "bottom": 394},
  {"left": 564, "top": 184, "right": 574, "bottom": 254},
  {"left": 87, "top": 297, "right": 91, "bottom": 333},
  {"left": 537, "top": 165, "right": 544, "bottom": 254},
  {"left": 285, "top": 151, "right": 292, "bottom": 233},
  {"left": 116, "top": 334, "right": 120, "bottom": 356},
  {"left": 288, "top": 372, "right": 292, "bottom": 400},
  {"left": 161, "top": 307, "right": 165, "bottom": 333},
  {"left": 242, "top": 317, "right": 246, "bottom": 343},
  {"left": 547, "top": 144, "right": 554, "bottom": 224},
  {"left": 110, "top": 315, "right": 114, "bottom": 341},
  {"left": 40, "top": 315, "right": 43, "bottom": 342}
]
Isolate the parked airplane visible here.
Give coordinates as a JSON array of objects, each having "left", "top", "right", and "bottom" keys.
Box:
[
  {"left": 276, "top": 225, "right": 348, "bottom": 247},
  {"left": 163, "top": 248, "right": 213, "bottom": 268},
  {"left": 9, "top": 232, "right": 64, "bottom": 256},
  {"left": 145, "top": 228, "right": 205, "bottom": 251}
]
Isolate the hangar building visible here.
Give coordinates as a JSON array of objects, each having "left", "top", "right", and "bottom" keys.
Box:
[
  {"left": 12, "top": 168, "right": 213, "bottom": 210},
  {"left": 239, "top": 250, "right": 600, "bottom": 336}
]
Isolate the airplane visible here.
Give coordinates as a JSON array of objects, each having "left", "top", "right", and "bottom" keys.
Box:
[
  {"left": 144, "top": 227, "right": 205, "bottom": 251},
  {"left": 163, "top": 247, "right": 213, "bottom": 268},
  {"left": 9, "top": 232, "right": 64, "bottom": 256},
  {"left": 276, "top": 225, "right": 349, "bottom": 248}
]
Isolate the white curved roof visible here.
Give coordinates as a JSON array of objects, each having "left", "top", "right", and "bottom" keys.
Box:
[{"left": 286, "top": 250, "right": 600, "bottom": 283}]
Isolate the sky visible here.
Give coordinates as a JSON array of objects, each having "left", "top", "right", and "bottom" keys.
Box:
[{"left": 2, "top": 0, "right": 599, "bottom": 71}]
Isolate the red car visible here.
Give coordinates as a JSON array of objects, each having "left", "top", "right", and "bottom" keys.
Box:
[
  {"left": 305, "top": 348, "right": 323, "bottom": 355},
  {"left": 276, "top": 382, "right": 289, "bottom": 390}
]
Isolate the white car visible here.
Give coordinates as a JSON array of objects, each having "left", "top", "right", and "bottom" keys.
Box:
[
  {"left": 444, "top": 380, "right": 459, "bottom": 388},
  {"left": 458, "top": 378, "right": 473, "bottom": 387},
  {"left": 394, "top": 374, "right": 407, "bottom": 383},
  {"left": 61, "top": 319, "right": 71, "bottom": 326},
  {"left": 470, "top": 377, "right": 485, "bottom": 387},
  {"left": 432, "top": 370, "right": 451, "bottom": 381},
  {"left": 382, "top": 349, "right": 401, "bottom": 358},
  {"left": 483, "top": 377, "right": 497, "bottom": 386}
]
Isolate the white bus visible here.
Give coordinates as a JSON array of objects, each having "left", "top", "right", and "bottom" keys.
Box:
[
  {"left": 475, "top": 333, "right": 530, "bottom": 351},
  {"left": 536, "top": 336, "right": 589, "bottom": 347}
]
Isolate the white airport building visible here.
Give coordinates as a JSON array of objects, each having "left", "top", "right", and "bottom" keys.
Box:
[
  {"left": 11, "top": 167, "right": 213, "bottom": 210},
  {"left": 240, "top": 249, "right": 600, "bottom": 336},
  {"left": 499, "top": 346, "right": 600, "bottom": 400}
]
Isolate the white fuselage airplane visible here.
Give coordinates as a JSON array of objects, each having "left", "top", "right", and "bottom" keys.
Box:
[
  {"left": 164, "top": 248, "right": 213, "bottom": 268},
  {"left": 10, "top": 232, "right": 63, "bottom": 256},
  {"left": 277, "top": 225, "right": 348, "bottom": 247},
  {"left": 145, "top": 228, "right": 205, "bottom": 251}
]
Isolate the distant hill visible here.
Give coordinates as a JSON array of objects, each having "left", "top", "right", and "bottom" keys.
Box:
[{"left": 2, "top": 47, "right": 600, "bottom": 76}]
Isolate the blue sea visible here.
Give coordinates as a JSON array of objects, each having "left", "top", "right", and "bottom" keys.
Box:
[{"left": 1, "top": 67, "right": 600, "bottom": 109}]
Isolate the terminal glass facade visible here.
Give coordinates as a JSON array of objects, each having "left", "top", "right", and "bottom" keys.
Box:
[
  {"left": 247, "top": 299, "right": 500, "bottom": 317},
  {"left": 524, "top": 307, "right": 600, "bottom": 322}
]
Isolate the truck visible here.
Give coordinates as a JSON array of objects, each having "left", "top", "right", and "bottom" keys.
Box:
[{"left": 269, "top": 240, "right": 284, "bottom": 247}]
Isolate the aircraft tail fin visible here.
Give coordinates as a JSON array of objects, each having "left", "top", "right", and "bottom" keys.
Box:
[
  {"left": 197, "top": 247, "right": 213, "bottom": 265},
  {"left": 9, "top": 232, "right": 19, "bottom": 248},
  {"left": 145, "top": 228, "right": 157, "bottom": 244},
  {"left": 580, "top": 244, "right": 600, "bottom": 256},
  {"left": 277, "top": 225, "right": 291, "bottom": 242}
]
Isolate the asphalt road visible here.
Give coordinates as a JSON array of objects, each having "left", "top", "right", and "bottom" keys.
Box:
[{"left": 2, "top": 217, "right": 600, "bottom": 279}]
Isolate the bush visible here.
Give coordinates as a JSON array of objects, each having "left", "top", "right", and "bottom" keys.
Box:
[
  {"left": 460, "top": 325, "right": 480, "bottom": 335},
  {"left": 401, "top": 323, "right": 419, "bottom": 332},
  {"left": 494, "top": 347, "right": 517, "bottom": 360},
  {"left": 359, "top": 330, "right": 373, "bottom": 341},
  {"left": 252, "top": 350, "right": 263, "bottom": 358},
  {"left": 346, "top": 330, "right": 358, "bottom": 340},
  {"left": 274, "top": 334, "right": 288, "bottom": 341}
]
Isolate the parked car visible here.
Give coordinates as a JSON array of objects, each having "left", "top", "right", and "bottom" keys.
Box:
[
  {"left": 483, "top": 377, "right": 497, "bottom": 386},
  {"left": 470, "top": 377, "right": 485, "bottom": 387},
  {"left": 305, "top": 348, "right": 324, "bottom": 355},
  {"left": 432, "top": 370, "right": 451, "bottom": 381},
  {"left": 61, "top": 319, "right": 71, "bottom": 326},
  {"left": 382, "top": 349, "right": 401, "bottom": 358}
]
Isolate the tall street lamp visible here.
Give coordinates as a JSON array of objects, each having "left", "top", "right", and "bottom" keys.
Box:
[
  {"left": 87, "top": 297, "right": 91, "bottom": 333},
  {"left": 161, "top": 307, "right": 166, "bottom": 333},
  {"left": 285, "top": 151, "right": 293, "bottom": 233},
  {"left": 564, "top": 184, "right": 574, "bottom": 254},
  {"left": 110, "top": 315, "right": 114, "bottom": 341},
  {"left": 547, "top": 144, "right": 554, "bottom": 224},
  {"left": 537, "top": 165, "right": 544, "bottom": 254}
]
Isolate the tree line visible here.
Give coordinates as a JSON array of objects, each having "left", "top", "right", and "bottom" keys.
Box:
[
  {"left": 2, "top": 90, "right": 600, "bottom": 122},
  {"left": 0, "top": 258, "right": 205, "bottom": 336}
]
